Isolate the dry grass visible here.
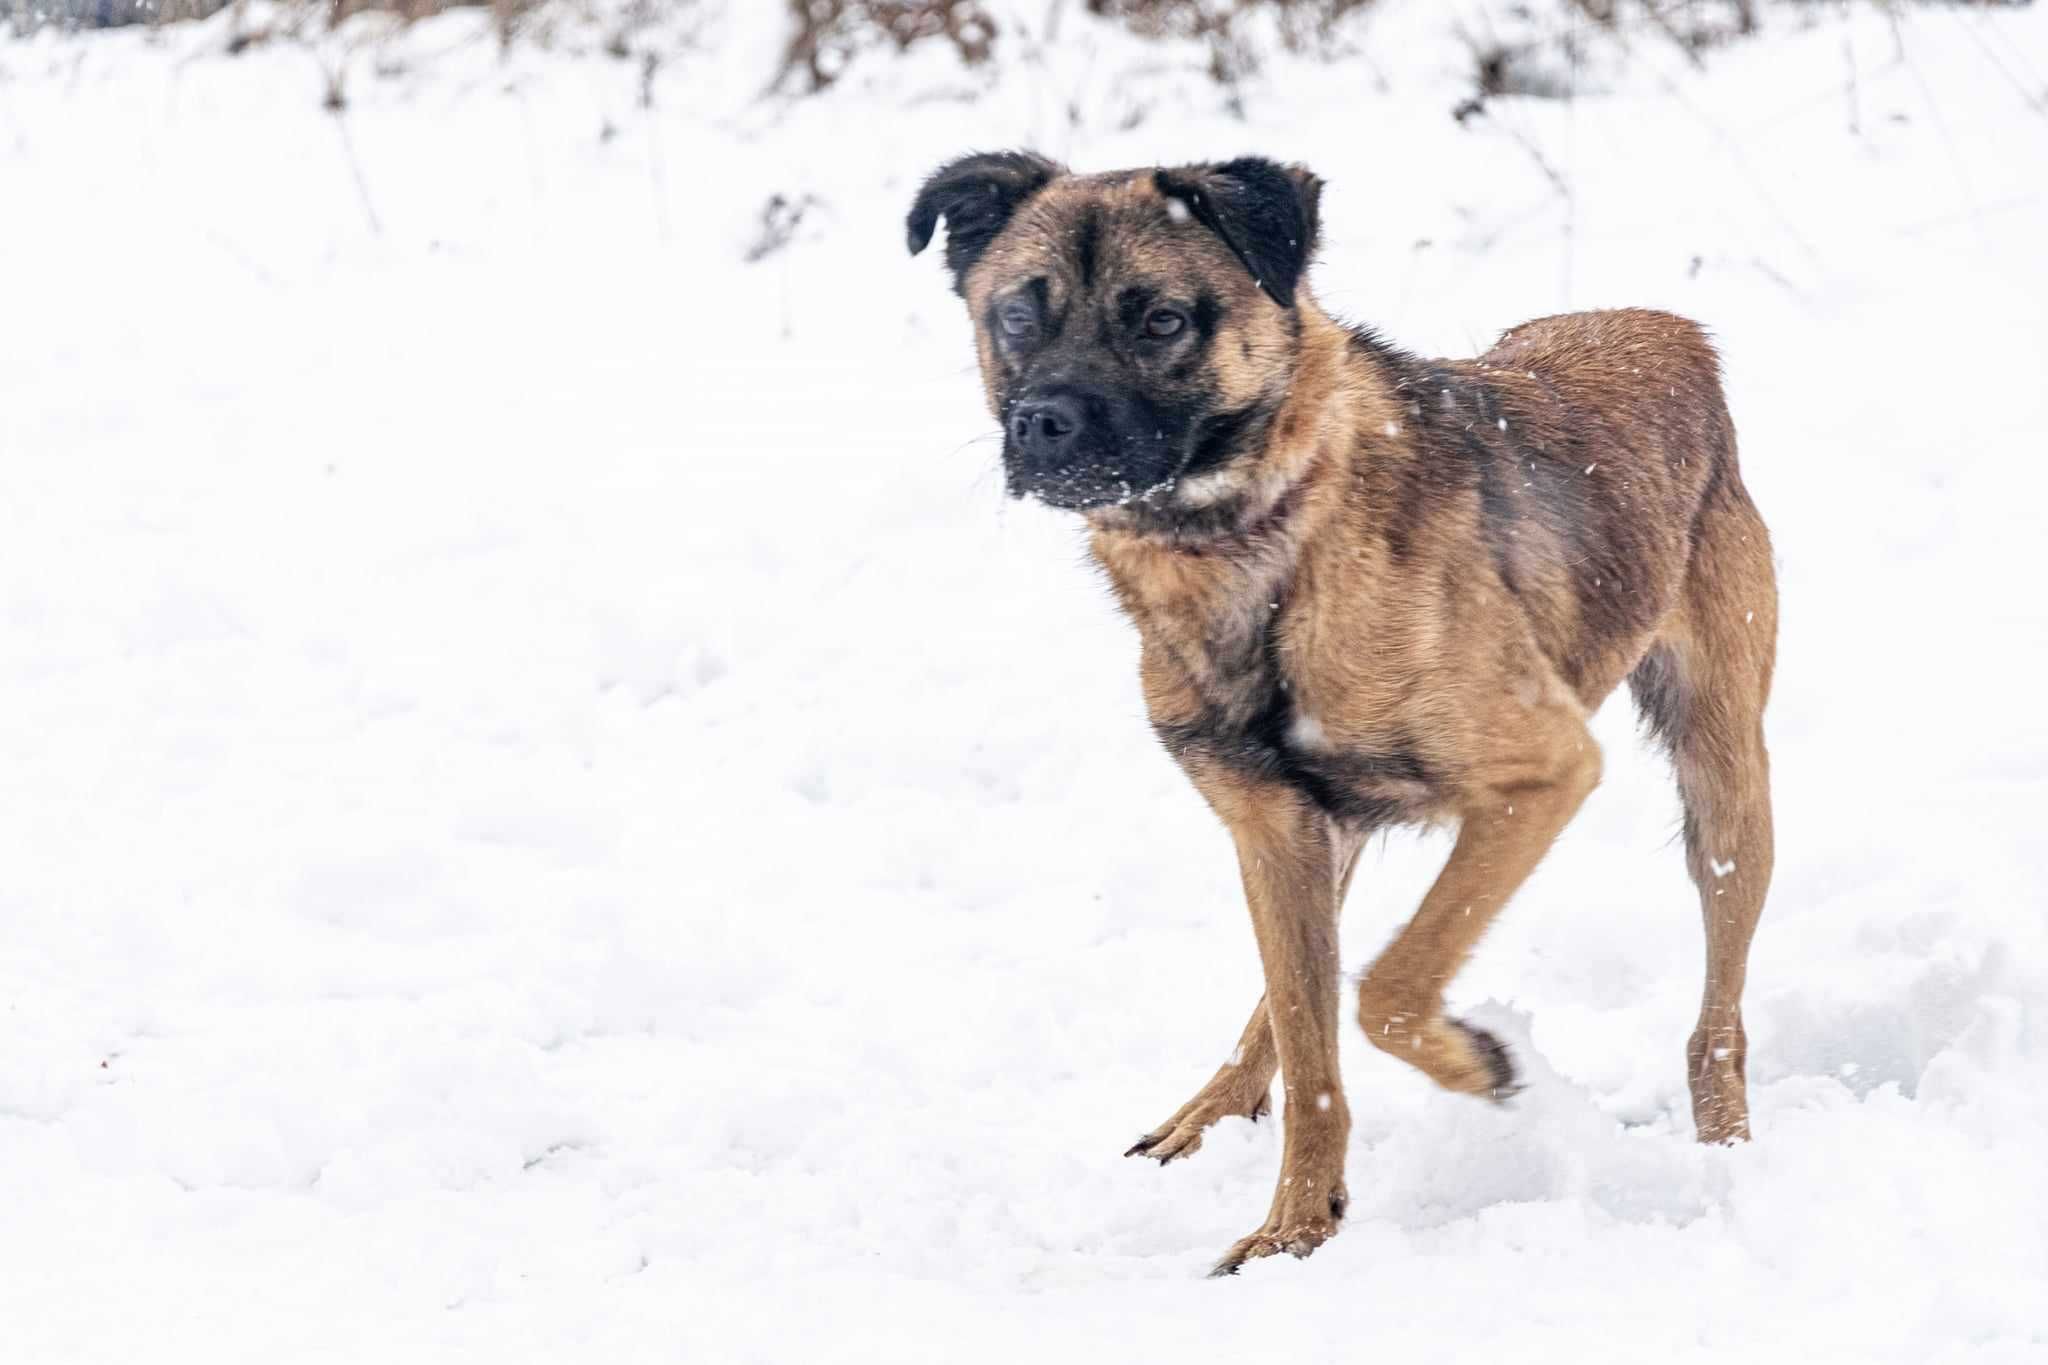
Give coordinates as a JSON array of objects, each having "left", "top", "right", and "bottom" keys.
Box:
[{"left": 775, "top": 0, "right": 997, "bottom": 93}]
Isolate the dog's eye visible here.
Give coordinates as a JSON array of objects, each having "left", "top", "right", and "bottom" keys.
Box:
[
  {"left": 999, "top": 303, "right": 1038, "bottom": 338},
  {"left": 1144, "top": 309, "right": 1187, "bottom": 339}
]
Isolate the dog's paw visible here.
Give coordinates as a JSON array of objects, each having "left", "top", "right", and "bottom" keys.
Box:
[
  {"left": 1447, "top": 1018, "right": 1522, "bottom": 1102},
  {"left": 1207, "top": 1183, "right": 1346, "bottom": 1277},
  {"left": 1122, "top": 1080, "right": 1261, "bottom": 1162},
  {"left": 1125, "top": 1087, "right": 1269, "bottom": 1165}
]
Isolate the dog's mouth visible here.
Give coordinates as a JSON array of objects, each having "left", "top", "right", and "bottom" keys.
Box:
[
  {"left": 1080, "top": 464, "right": 1308, "bottom": 554},
  {"left": 1002, "top": 392, "right": 1307, "bottom": 550},
  {"left": 1005, "top": 392, "right": 1283, "bottom": 517},
  {"left": 1011, "top": 466, "right": 1180, "bottom": 512}
]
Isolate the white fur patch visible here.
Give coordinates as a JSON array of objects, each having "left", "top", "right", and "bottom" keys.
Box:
[{"left": 1174, "top": 467, "right": 1243, "bottom": 507}]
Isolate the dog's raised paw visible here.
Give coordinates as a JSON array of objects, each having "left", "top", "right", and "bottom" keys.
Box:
[{"left": 1450, "top": 1019, "right": 1523, "bottom": 1102}]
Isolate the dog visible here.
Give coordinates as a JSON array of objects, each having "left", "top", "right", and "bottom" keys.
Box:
[{"left": 907, "top": 152, "right": 1777, "bottom": 1275}]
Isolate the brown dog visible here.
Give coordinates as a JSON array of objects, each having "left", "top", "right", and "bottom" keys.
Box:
[{"left": 908, "top": 152, "right": 1777, "bottom": 1275}]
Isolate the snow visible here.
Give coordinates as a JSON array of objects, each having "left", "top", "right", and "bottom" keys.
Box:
[{"left": 3, "top": 2, "right": 2048, "bottom": 1360}]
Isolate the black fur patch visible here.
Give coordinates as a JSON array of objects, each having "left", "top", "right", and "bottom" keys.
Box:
[
  {"left": 1112, "top": 284, "right": 1153, "bottom": 335},
  {"left": 1380, "top": 368, "right": 1476, "bottom": 565},
  {"left": 1686, "top": 449, "right": 1727, "bottom": 561},
  {"left": 1347, "top": 324, "right": 1415, "bottom": 369},
  {"left": 1025, "top": 275, "right": 1053, "bottom": 336},
  {"left": 1158, "top": 717, "right": 1426, "bottom": 828},
  {"left": 1179, "top": 396, "right": 1278, "bottom": 482},
  {"left": 1448, "top": 1020, "right": 1521, "bottom": 1100},
  {"left": 1629, "top": 641, "right": 1692, "bottom": 755},
  {"left": 906, "top": 150, "right": 1062, "bottom": 294},
  {"left": 1456, "top": 387, "right": 1521, "bottom": 596},
  {"left": 1370, "top": 347, "right": 1668, "bottom": 688},
  {"left": 1153, "top": 158, "right": 1322, "bottom": 308},
  {"left": 1152, "top": 591, "right": 1435, "bottom": 827},
  {"left": 1074, "top": 209, "right": 1102, "bottom": 290}
]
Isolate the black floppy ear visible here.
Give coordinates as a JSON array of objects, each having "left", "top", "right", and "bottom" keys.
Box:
[
  {"left": 905, "top": 150, "right": 1062, "bottom": 294},
  {"left": 1153, "top": 157, "right": 1323, "bottom": 307}
]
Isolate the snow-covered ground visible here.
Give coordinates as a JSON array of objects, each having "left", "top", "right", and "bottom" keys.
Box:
[{"left": 4, "top": 2, "right": 2047, "bottom": 1359}]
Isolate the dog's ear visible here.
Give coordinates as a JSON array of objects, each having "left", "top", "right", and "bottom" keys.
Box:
[
  {"left": 1153, "top": 158, "right": 1323, "bottom": 308},
  {"left": 906, "top": 150, "right": 1063, "bottom": 294}
]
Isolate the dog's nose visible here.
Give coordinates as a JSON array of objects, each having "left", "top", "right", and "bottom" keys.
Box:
[{"left": 1008, "top": 396, "right": 1085, "bottom": 469}]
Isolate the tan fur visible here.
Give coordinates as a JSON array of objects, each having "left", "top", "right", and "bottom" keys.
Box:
[{"left": 933, "top": 165, "right": 1777, "bottom": 1275}]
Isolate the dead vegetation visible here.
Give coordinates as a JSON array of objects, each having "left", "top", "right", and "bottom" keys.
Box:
[
  {"left": 8, "top": 0, "right": 1949, "bottom": 111},
  {"left": 775, "top": 0, "right": 997, "bottom": 93}
]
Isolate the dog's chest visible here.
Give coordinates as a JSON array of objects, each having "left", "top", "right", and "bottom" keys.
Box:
[{"left": 1144, "top": 560, "right": 1433, "bottom": 828}]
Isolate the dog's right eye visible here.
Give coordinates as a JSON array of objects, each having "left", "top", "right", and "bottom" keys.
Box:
[
  {"left": 998, "top": 303, "right": 1038, "bottom": 339},
  {"left": 1144, "top": 308, "right": 1187, "bottom": 339}
]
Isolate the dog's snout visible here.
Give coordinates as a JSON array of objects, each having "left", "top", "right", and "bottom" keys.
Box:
[{"left": 1008, "top": 396, "right": 1085, "bottom": 468}]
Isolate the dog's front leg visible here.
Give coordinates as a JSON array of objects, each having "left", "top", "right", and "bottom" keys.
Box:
[
  {"left": 1126, "top": 835, "right": 1367, "bottom": 1165},
  {"left": 1203, "top": 786, "right": 1349, "bottom": 1276}
]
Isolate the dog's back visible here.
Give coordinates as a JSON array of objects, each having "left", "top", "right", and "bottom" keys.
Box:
[{"left": 1353, "top": 308, "right": 1748, "bottom": 712}]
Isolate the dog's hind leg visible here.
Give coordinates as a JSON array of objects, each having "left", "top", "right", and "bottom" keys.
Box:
[
  {"left": 1634, "top": 483, "right": 1778, "bottom": 1144},
  {"left": 1126, "top": 835, "right": 1366, "bottom": 1164}
]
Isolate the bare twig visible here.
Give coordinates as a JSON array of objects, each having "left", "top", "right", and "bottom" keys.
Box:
[
  {"left": 1842, "top": 8, "right": 1861, "bottom": 138},
  {"left": 1562, "top": 0, "right": 1578, "bottom": 309},
  {"left": 644, "top": 55, "right": 670, "bottom": 244},
  {"left": 1645, "top": 67, "right": 1825, "bottom": 272},
  {"left": 328, "top": 95, "right": 384, "bottom": 237},
  {"left": 1639, "top": 0, "right": 1705, "bottom": 71},
  {"left": 1470, "top": 102, "right": 1573, "bottom": 202},
  {"left": 1946, "top": 6, "right": 2048, "bottom": 121},
  {"left": 1895, "top": 15, "right": 1987, "bottom": 253}
]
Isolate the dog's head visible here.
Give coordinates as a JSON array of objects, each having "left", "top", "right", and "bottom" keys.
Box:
[{"left": 907, "top": 152, "right": 1323, "bottom": 526}]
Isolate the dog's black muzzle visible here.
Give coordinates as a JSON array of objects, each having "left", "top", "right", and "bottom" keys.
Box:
[{"left": 1002, "top": 384, "right": 1181, "bottom": 510}]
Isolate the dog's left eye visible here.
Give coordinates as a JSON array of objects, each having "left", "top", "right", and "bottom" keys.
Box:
[
  {"left": 1144, "top": 309, "right": 1187, "bottom": 339},
  {"left": 999, "top": 304, "right": 1038, "bottom": 338}
]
